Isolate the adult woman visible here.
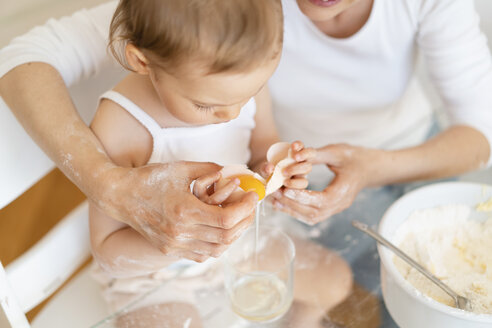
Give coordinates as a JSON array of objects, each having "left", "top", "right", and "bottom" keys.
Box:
[
  {"left": 1, "top": 0, "right": 491, "bottom": 257},
  {"left": 268, "top": 0, "right": 492, "bottom": 223}
]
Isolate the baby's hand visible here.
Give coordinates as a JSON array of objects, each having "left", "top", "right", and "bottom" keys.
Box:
[
  {"left": 281, "top": 141, "right": 315, "bottom": 189},
  {"left": 192, "top": 171, "right": 240, "bottom": 205}
]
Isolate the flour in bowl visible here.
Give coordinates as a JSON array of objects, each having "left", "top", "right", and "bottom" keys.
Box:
[{"left": 393, "top": 204, "right": 492, "bottom": 314}]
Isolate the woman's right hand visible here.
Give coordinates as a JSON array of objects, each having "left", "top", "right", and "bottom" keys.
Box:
[
  {"left": 271, "top": 144, "right": 380, "bottom": 225},
  {"left": 99, "top": 161, "right": 258, "bottom": 262}
]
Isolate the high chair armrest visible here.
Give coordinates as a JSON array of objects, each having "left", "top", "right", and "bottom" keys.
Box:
[
  {"left": 0, "top": 261, "right": 30, "bottom": 328},
  {"left": 4, "top": 201, "right": 91, "bottom": 313}
]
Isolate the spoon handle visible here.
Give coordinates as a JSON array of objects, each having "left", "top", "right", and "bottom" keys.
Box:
[{"left": 351, "top": 220, "right": 460, "bottom": 304}]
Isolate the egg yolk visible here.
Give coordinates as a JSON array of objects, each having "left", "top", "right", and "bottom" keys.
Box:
[{"left": 233, "top": 175, "right": 266, "bottom": 201}]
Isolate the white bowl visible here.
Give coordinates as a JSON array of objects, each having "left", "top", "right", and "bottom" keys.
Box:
[{"left": 378, "top": 182, "right": 492, "bottom": 328}]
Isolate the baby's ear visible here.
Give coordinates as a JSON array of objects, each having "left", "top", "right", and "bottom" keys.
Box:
[{"left": 125, "top": 43, "right": 151, "bottom": 75}]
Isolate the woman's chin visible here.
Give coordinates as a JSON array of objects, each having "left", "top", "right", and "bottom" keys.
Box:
[
  {"left": 307, "top": 0, "right": 343, "bottom": 8},
  {"left": 296, "top": 0, "right": 348, "bottom": 22}
]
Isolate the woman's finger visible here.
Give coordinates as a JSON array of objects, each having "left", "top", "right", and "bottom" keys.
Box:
[
  {"left": 291, "top": 140, "right": 304, "bottom": 152},
  {"left": 167, "top": 249, "right": 210, "bottom": 263},
  {"left": 193, "top": 171, "right": 221, "bottom": 198},
  {"left": 177, "top": 212, "right": 254, "bottom": 244},
  {"left": 282, "top": 162, "right": 312, "bottom": 177},
  {"left": 176, "top": 239, "right": 229, "bottom": 258},
  {"left": 283, "top": 177, "right": 309, "bottom": 189},
  {"left": 312, "top": 144, "right": 345, "bottom": 165},
  {"left": 207, "top": 178, "right": 239, "bottom": 204},
  {"left": 320, "top": 184, "right": 356, "bottom": 216},
  {"left": 293, "top": 147, "right": 316, "bottom": 162},
  {"left": 282, "top": 188, "right": 326, "bottom": 207},
  {"left": 273, "top": 200, "right": 306, "bottom": 222},
  {"left": 272, "top": 197, "right": 322, "bottom": 225},
  {"left": 260, "top": 162, "right": 275, "bottom": 178},
  {"left": 322, "top": 173, "right": 358, "bottom": 205},
  {"left": 186, "top": 191, "right": 257, "bottom": 228}
]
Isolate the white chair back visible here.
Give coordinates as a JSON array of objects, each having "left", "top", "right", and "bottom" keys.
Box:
[{"left": 0, "top": 61, "right": 125, "bottom": 327}]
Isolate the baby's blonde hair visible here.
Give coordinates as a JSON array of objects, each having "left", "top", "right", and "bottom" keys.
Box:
[{"left": 109, "top": 0, "right": 283, "bottom": 75}]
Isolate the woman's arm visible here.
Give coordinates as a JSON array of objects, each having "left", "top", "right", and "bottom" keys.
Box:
[
  {"left": 0, "top": 2, "right": 118, "bottom": 199},
  {"left": 0, "top": 63, "right": 114, "bottom": 205},
  {"left": 416, "top": 0, "right": 492, "bottom": 164},
  {"left": 272, "top": 0, "right": 492, "bottom": 224},
  {"left": 0, "top": 2, "right": 116, "bottom": 84}
]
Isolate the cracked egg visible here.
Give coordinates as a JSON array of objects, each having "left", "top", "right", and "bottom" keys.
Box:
[{"left": 218, "top": 142, "right": 295, "bottom": 202}]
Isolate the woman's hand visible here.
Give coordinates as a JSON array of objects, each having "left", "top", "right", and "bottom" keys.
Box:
[
  {"left": 272, "top": 126, "right": 491, "bottom": 225},
  {"left": 256, "top": 141, "right": 316, "bottom": 189},
  {"left": 282, "top": 141, "right": 316, "bottom": 189},
  {"left": 192, "top": 171, "right": 241, "bottom": 206},
  {"left": 100, "top": 161, "right": 258, "bottom": 262},
  {"left": 272, "top": 144, "right": 384, "bottom": 225}
]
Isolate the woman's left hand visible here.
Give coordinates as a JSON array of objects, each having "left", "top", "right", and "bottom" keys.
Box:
[
  {"left": 255, "top": 141, "right": 316, "bottom": 189},
  {"left": 271, "top": 143, "right": 385, "bottom": 225}
]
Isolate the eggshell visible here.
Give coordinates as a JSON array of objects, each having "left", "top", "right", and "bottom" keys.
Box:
[
  {"left": 265, "top": 142, "right": 296, "bottom": 196},
  {"left": 267, "top": 142, "right": 291, "bottom": 165},
  {"left": 214, "top": 142, "right": 297, "bottom": 202}
]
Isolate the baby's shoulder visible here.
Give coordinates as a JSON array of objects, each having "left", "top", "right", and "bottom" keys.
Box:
[
  {"left": 90, "top": 77, "right": 154, "bottom": 167},
  {"left": 113, "top": 74, "right": 159, "bottom": 108}
]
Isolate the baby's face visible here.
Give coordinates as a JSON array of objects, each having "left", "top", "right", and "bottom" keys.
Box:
[{"left": 149, "top": 57, "right": 279, "bottom": 126}]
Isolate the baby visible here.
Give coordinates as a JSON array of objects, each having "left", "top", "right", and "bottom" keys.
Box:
[{"left": 89, "top": 0, "right": 351, "bottom": 326}]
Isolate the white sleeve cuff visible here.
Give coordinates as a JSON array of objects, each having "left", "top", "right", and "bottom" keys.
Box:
[{"left": 0, "top": 2, "right": 116, "bottom": 86}]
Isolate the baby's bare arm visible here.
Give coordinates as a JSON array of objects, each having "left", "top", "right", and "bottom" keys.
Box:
[
  {"left": 89, "top": 97, "right": 177, "bottom": 275},
  {"left": 248, "top": 88, "right": 314, "bottom": 190},
  {"left": 89, "top": 201, "right": 177, "bottom": 277},
  {"left": 249, "top": 86, "right": 279, "bottom": 169}
]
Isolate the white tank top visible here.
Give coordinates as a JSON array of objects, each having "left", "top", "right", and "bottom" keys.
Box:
[
  {"left": 97, "top": 90, "right": 257, "bottom": 276},
  {"left": 100, "top": 91, "right": 256, "bottom": 166}
]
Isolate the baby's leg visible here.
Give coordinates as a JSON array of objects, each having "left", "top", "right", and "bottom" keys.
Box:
[
  {"left": 116, "top": 302, "right": 203, "bottom": 328},
  {"left": 281, "top": 237, "right": 353, "bottom": 327},
  {"left": 293, "top": 237, "right": 353, "bottom": 309}
]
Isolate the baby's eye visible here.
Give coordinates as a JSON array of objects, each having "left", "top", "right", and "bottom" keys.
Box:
[{"left": 194, "top": 104, "right": 214, "bottom": 112}]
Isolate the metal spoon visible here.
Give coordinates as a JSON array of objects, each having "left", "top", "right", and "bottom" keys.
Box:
[{"left": 351, "top": 220, "right": 473, "bottom": 312}]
